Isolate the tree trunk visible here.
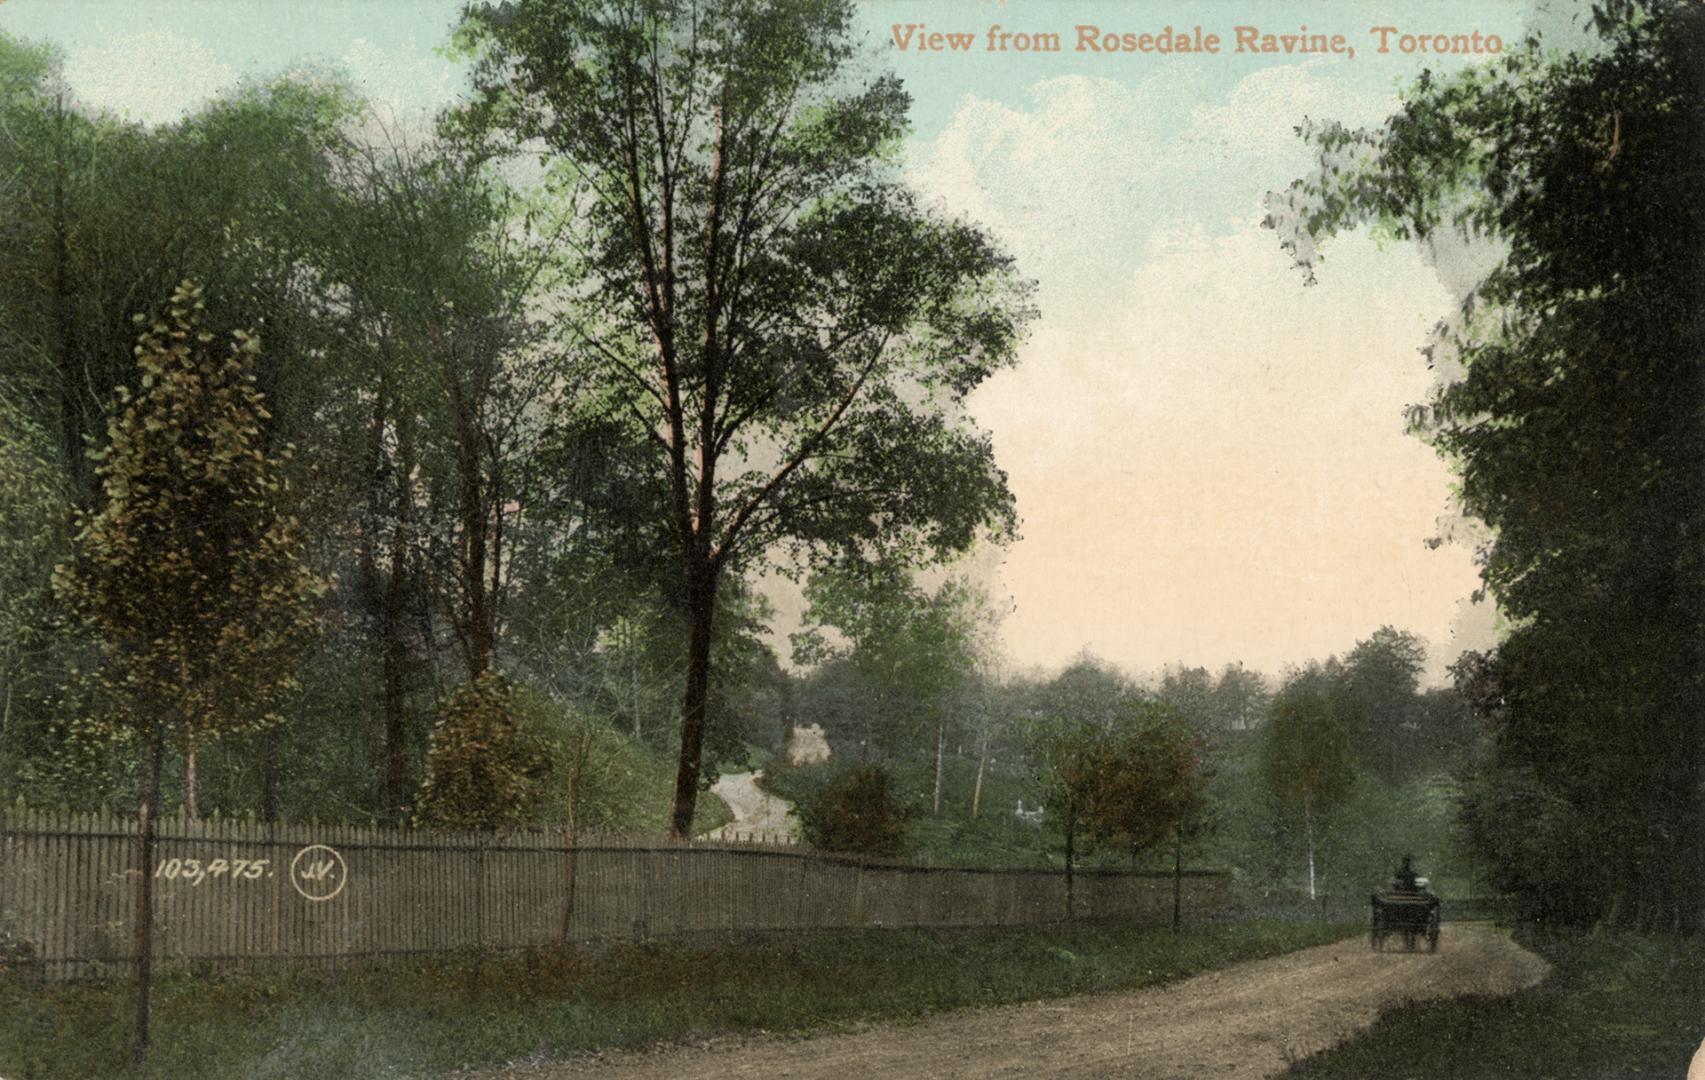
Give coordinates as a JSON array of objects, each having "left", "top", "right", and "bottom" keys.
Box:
[
  {"left": 931, "top": 711, "right": 945, "bottom": 816},
  {"left": 447, "top": 374, "right": 493, "bottom": 682},
  {"left": 1172, "top": 824, "right": 1184, "bottom": 933},
  {"left": 131, "top": 722, "right": 163, "bottom": 1069},
  {"left": 357, "top": 389, "right": 387, "bottom": 787},
  {"left": 384, "top": 408, "right": 418, "bottom": 821},
  {"left": 182, "top": 736, "right": 199, "bottom": 820},
  {"left": 51, "top": 94, "right": 83, "bottom": 491},
  {"left": 1697, "top": 696, "right": 1705, "bottom": 932},
  {"left": 1304, "top": 792, "right": 1317, "bottom": 903},
  {"left": 970, "top": 730, "right": 989, "bottom": 820},
  {"left": 260, "top": 729, "right": 280, "bottom": 824},
  {"left": 1064, "top": 797, "right": 1077, "bottom": 923},
  {"left": 630, "top": 622, "right": 642, "bottom": 740},
  {"left": 667, "top": 564, "right": 718, "bottom": 840},
  {"left": 559, "top": 729, "right": 589, "bottom": 945},
  {"left": 382, "top": 518, "right": 410, "bottom": 822}
]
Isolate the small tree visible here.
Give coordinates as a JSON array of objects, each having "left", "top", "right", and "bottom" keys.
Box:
[
  {"left": 796, "top": 763, "right": 910, "bottom": 857},
  {"left": 1026, "top": 700, "right": 1206, "bottom": 921},
  {"left": 1077, "top": 711, "right": 1207, "bottom": 857},
  {"left": 414, "top": 672, "right": 551, "bottom": 830},
  {"left": 53, "top": 281, "right": 323, "bottom": 1067}
]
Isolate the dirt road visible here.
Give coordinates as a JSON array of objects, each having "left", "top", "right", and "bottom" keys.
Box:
[
  {"left": 491, "top": 924, "right": 1546, "bottom": 1079},
  {"left": 703, "top": 771, "right": 797, "bottom": 841}
]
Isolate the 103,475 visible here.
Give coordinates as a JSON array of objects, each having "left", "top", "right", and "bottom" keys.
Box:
[{"left": 153, "top": 857, "right": 271, "bottom": 885}]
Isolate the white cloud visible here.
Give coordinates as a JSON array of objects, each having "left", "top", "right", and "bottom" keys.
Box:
[
  {"left": 902, "top": 60, "right": 1485, "bottom": 676},
  {"left": 1185, "top": 58, "right": 1395, "bottom": 167},
  {"left": 905, "top": 62, "right": 1401, "bottom": 315},
  {"left": 341, "top": 37, "right": 460, "bottom": 129},
  {"left": 968, "top": 224, "right": 1482, "bottom": 676},
  {"left": 62, "top": 30, "right": 237, "bottom": 125}
]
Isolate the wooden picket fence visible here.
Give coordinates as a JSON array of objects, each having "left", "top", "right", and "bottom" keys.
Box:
[{"left": 0, "top": 806, "right": 1232, "bottom": 979}]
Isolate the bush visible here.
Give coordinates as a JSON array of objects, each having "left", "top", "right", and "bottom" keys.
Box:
[
  {"left": 796, "top": 763, "right": 911, "bottom": 856},
  {"left": 415, "top": 673, "right": 550, "bottom": 830}
]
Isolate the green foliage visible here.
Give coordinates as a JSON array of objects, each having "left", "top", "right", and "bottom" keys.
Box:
[
  {"left": 0, "top": 919, "right": 1355, "bottom": 1079},
  {"left": 0, "top": 398, "right": 69, "bottom": 795},
  {"left": 1074, "top": 711, "right": 1206, "bottom": 855},
  {"left": 1207, "top": 663, "right": 1271, "bottom": 733},
  {"left": 452, "top": 0, "right": 1034, "bottom": 835},
  {"left": 1340, "top": 626, "right": 1427, "bottom": 779},
  {"left": 1267, "top": 0, "right": 1705, "bottom": 928},
  {"left": 0, "top": 399, "right": 64, "bottom": 657},
  {"left": 795, "top": 762, "right": 912, "bottom": 856},
  {"left": 52, "top": 283, "right": 324, "bottom": 747},
  {"left": 1023, "top": 695, "right": 1208, "bottom": 864},
  {"left": 1028, "top": 654, "right": 1140, "bottom": 732},
  {"left": 1260, "top": 664, "right": 1356, "bottom": 818},
  {"left": 1282, "top": 927, "right": 1705, "bottom": 1079},
  {"left": 414, "top": 673, "right": 550, "bottom": 830},
  {"left": 763, "top": 753, "right": 1061, "bottom": 867},
  {"left": 794, "top": 565, "right": 991, "bottom": 761},
  {"left": 516, "top": 685, "right": 729, "bottom": 834}
]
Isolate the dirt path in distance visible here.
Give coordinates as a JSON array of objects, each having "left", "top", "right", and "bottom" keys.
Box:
[
  {"left": 490, "top": 923, "right": 1547, "bottom": 1080},
  {"left": 702, "top": 771, "right": 796, "bottom": 840}
]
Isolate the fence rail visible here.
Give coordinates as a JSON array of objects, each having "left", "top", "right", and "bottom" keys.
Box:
[{"left": 0, "top": 807, "right": 1231, "bottom": 979}]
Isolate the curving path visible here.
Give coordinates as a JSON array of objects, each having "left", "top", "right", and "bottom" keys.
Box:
[
  {"left": 491, "top": 924, "right": 1547, "bottom": 1079},
  {"left": 703, "top": 770, "right": 797, "bottom": 841}
]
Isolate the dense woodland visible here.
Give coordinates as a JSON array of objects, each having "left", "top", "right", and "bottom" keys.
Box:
[{"left": 1, "top": 0, "right": 1700, "bottom": 933}]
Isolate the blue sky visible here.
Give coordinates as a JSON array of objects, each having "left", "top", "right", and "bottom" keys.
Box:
[{"left": 1, "top": 0, "right": 1589, "bottom": 679}]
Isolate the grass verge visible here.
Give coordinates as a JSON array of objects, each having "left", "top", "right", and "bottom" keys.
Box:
[
  {"left": 2, "top": 917, "right": 1357, "bottom": 1079},
  {"left": 1281, "top": 924, "right": 1705, "bottom": 1079}
]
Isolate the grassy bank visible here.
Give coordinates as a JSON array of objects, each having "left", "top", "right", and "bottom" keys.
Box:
[
  {"left": 2, "top": 918, "right": 1357, "bottom": 1079},
  {"left": 1282, "top": 924, "right": 1705, "bottom": 1079}
]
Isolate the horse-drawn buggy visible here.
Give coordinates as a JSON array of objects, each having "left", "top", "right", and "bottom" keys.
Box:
[{"left": 1370, "top": 856, "right": 1440, "bottom": 952}]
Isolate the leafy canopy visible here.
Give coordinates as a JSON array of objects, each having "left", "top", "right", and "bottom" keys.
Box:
[{"left": 1265, "top": 0, "right": 1705, "bottom": 928}]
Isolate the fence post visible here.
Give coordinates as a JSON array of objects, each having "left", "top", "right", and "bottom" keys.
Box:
[
  {"left": 854, "top": 861, "right": 865, "bottom": 927},
  {"left": 475, "top": 836, "right": 486, "bottom": 954},
  {"left": 795, "top": 857, "right": 807, "bottom": 929}
]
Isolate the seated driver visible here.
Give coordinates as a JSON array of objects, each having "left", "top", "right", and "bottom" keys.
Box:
[{"left": 1393, "top": 855, "right": 1421, "bottom": 894}]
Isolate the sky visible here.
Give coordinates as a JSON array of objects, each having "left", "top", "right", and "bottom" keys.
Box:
[{"left": 1, "top": 0, "right": 1596, "bottom": 684}]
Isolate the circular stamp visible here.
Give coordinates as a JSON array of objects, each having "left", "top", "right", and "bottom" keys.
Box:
[{"left": 288, "top": 844, "right": 348, "bottom": 902}]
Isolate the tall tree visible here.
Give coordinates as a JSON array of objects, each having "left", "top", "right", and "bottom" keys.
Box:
[
  {"left": 1261, "top": 664, "right": 1356, "bottom": 901},
  {"left": 794, "top": 565, "right": 990, "bottom": 813},
  {"left": 1341, "top": 626, "right": 1427, "bottom": 779},
  {"left": 1266, "top": 0, "right": 1705, "bottom": 928},
  {"left": 329, "top": 140, "right": 561, "bottom": 686},
  {"left": 1157, "top": 664, "right": 1215, "bottom": 730},
  {"left": 1208, "top": 662, "right": 1269, "bottom": 733},
  {"left": 0, "top": 397, "right": 65, "bottom": 754},
  {"left": 453, "top": 0, "right": 1032, "bottom": 837},
  {"left": 52, "top": 282, "right": 324, "bottom": 1065},
  {"left": 1027, "top": 654, "right": 1141, "bottom": 733}
]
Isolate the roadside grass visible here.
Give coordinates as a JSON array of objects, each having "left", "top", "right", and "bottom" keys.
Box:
[
  {"left": 1281, "top": 924, "right": 1705, "bottom": 1079},
  {"left": 1, "top": 917, "right": 1358, "bottom": 1079}
]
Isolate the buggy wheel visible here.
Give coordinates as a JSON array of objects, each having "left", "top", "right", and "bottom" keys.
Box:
[
  {"left": 1427, "top": 929, "right": 1439, "bottom": 953},
  {"left": 1370, "top": 929, "right": 1382, "bottom": 951},
  {"left": 1403, "top": 930, "right": 1416, "bottom": 951}
]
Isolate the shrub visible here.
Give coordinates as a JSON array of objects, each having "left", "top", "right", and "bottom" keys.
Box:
[
  {"left": 796, "top": 763, "right": 910, "bottom": 857},
  {"left": 415, "top": 673, "right": 550, "bottom": 830}
]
